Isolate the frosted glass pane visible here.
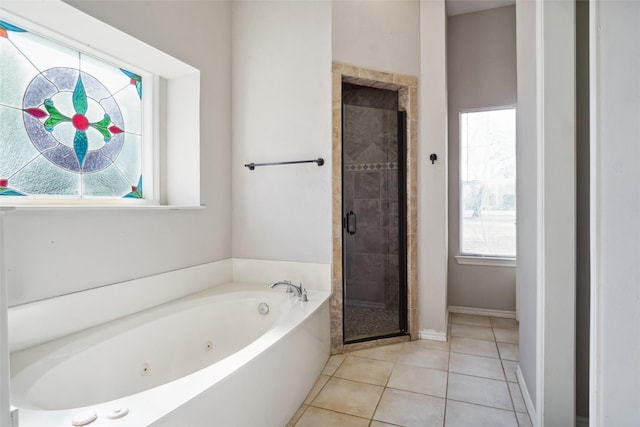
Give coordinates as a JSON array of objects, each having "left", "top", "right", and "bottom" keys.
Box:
[
  {"left": 0, "top": 108, "right": 39, "bottom": 177},
  {"left": 460, "top": 109, "right": 516, "bottom": 257},
  {"left": 82, "top": 163, "right": 130, "bottom": 197},
  {"left": 0, "top": 38, "right": 34, "bottom": 107},
  {"left": 9, "top": 31, "right": 79, "bottom": 72},
  {"left": 113, "top": 89, "right": 142, "bottom": 135},
  {"left": 114, "top": 134, "right": 142, "bottom": 185},
  {"left": 0, "top": 18, "right": 143, "bottom": 199},
  {"left": 11, "top": 156, "right": 79, "bottom": 196},
  {"left": 81, "top": 54, "right": 135, "bottom": 95}
]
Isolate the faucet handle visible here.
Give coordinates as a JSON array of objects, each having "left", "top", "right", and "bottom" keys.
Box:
[{"left": 300, "top": 288, "right": 308, "bottom": 302}]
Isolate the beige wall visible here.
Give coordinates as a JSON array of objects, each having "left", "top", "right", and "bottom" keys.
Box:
[
  {"left": 515, "top": 0, "right": 538, "bottom": 408},
  {"left": 419, "top": 0, "right": 449, "bottom": 335},
  {"left": 332, "top": 0, "right": 420, "bottom": 76},
  {"left": 231, "top": 1, "right": 332, "bottom": 263},
  {"left": 7, "top": 1, "right": 232, "bottom": 305},
  {"left": 447, "top": 6, "right": 517, "bottom": 311}
]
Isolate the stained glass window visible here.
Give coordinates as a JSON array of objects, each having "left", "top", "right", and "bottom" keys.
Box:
[{"left": 0, "top": 18, "right": 144, "bottom": 199}]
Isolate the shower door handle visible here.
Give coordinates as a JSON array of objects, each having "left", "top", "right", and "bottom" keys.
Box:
[{"left": 345, "top": 211, "right": 357, "bottom": 235}]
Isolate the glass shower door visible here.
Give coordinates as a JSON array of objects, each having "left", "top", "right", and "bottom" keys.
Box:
[{"left": 342, "top": 83, "right": 407, "bottom": 343}]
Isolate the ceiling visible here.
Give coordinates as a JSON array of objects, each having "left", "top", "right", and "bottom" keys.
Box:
[{"left": 446, "top": 0, "right": 515, "bottom": 16}]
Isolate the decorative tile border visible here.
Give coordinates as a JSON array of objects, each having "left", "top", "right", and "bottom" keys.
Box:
[
  {"left": 332, "top": 62, "right": 418, "bottom": 354},
  {"left": 344, "top": 162, "right": 398, "bottom": 172}
]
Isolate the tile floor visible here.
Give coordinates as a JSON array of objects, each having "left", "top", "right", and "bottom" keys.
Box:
[{"left": 287, "top": 313, "right": 531, "bottom": 427}]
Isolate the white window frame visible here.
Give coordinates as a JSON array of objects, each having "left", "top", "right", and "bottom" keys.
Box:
[
  {"left": 457, "top": 105, "right": 516, "bottom": 267},
  {"left": 0, "top": 1, "right": 200, "bottom": 208}
]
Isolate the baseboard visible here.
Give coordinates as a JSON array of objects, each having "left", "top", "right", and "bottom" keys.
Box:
[
  {"left": 516, "top": 364, "right": 537, "bottom": 426},
  {"left": 446, "top": 307, "right": 450, "bottom": 333},
  {"left": 514, "top": 365, "right": 589, "bottom": 427},
  {"left": 419, "top": 329, "right": 448, "bottom": 341},
  {"left": 449, "top": 305, "right": 516, "bottom": 319},
  {"left": 514, "top": 364, "right": 588, "bottom": 427},
  {"left": 576, "top": 415, "right": 589, "bottom": 427}
]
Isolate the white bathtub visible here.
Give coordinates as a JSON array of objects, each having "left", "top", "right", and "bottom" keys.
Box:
[{"left": 10, "top": 282, "right": 330, "bottom": 426}]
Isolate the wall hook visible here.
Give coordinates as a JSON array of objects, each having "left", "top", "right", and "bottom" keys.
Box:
[{"left": 429, "top": 153, "right": 437, "bottom": 164}]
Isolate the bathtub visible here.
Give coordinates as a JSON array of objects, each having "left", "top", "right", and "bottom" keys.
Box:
[{"left": 10, "top": 282, "right": 331, "bottom": 426}]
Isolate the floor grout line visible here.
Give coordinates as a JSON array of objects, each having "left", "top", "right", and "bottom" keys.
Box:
[
  {"left": 446, "top": 397, "right": 520, "bottom": 413},
  {"left": 293, "top": 314, "right": 522, "bottom": 426},
  {"left": 442, "top": 336, "right": 450, "bottom": 426}
]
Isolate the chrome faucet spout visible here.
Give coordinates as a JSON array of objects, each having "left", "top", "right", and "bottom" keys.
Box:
[
  {"left": 269, "top": 281, "right": 301, "bottom": 295},
  {"left": 268, "top": 280, "right": 308, "bottom": 301}
]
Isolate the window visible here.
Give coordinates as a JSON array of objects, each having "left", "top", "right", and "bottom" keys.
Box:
[
  {"left": 0, "top": 18, "right": 145, "bottom": 199},
  {"left": 459, "top": 107, "right": 516, "bottom": 259},
  {"left": 0, "top": 2, "right": 201, "bottom": 207}
]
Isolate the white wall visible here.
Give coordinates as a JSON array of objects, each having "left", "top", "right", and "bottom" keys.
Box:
[
  {"left": 447, "top": 6, "right": 517, "bottom": 312},
  {"left": 517, "top": 1, "right": 591, "bottom": 421},
  {"left": 6, "top": 1, "right": 232, "bottom": 306},
  {"left": 231, "top": 1, "right": 332, "bottom": 264},
  {"left": 0, "top": 212, "right": 10, "bottom": 427},
  {"left": 517, "top": 1, "right": 576, "bottom": 424},
  {"left": 538, "top": 2, "right": 576, "bottom": 423},
  {"left": 591, "top": 1, "right": 640, "bottom": 424},
  {"left": 332, "top": 0, "right": 420, "bottom": 76},
  {"left": 515, "top": 0, "right": 538, "bottom": 409},
  {"left": 419, "top": 0, "right": 449, "bottom": 336}
]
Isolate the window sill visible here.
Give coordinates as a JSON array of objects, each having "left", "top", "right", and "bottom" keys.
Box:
[
  {"left": 0, "top": 204, "right": 205, "bottom": 212},
  {"left": 455, "top": 255, "right": 516, "bottom": 268}
]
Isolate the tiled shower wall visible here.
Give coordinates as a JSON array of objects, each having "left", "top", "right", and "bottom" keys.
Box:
[{"left": 342, "top": 84, "right": 400, "bottom": 310}]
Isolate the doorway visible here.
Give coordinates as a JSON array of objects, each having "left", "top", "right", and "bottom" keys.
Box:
[
  {"left": 330, "top": 62, "right": 418, "bottom": 353},
  {"left": 341, "top": 83, "right": 408, "bottom": 343}
]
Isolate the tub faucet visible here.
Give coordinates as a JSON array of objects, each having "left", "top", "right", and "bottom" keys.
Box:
[{"left": 269, "top": 280, "right": 308, "bottom": 301}]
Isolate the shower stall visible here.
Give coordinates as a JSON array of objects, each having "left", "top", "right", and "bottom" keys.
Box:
[{"left": 342, "top": 82, "right": 408, "bottom": 343}]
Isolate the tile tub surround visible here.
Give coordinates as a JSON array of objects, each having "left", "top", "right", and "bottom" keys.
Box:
[
  {"left": 332, "top": 62, "right": 418, "bottom": 352},
  {"left": 288, "top": 313, "right": 531, "bottom": 427}
]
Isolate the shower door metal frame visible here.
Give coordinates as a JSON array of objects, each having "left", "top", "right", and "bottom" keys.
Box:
[
  {"left": 340, "top": 88, "right": 408, "bottom": 345},
  {"left": 396, "top": 110, "right": 409, "bottom": 337}
]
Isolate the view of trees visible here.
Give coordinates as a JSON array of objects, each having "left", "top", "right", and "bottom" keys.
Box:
[{"left": 460, "top": 108, "right": 516, "bottom": 257}]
